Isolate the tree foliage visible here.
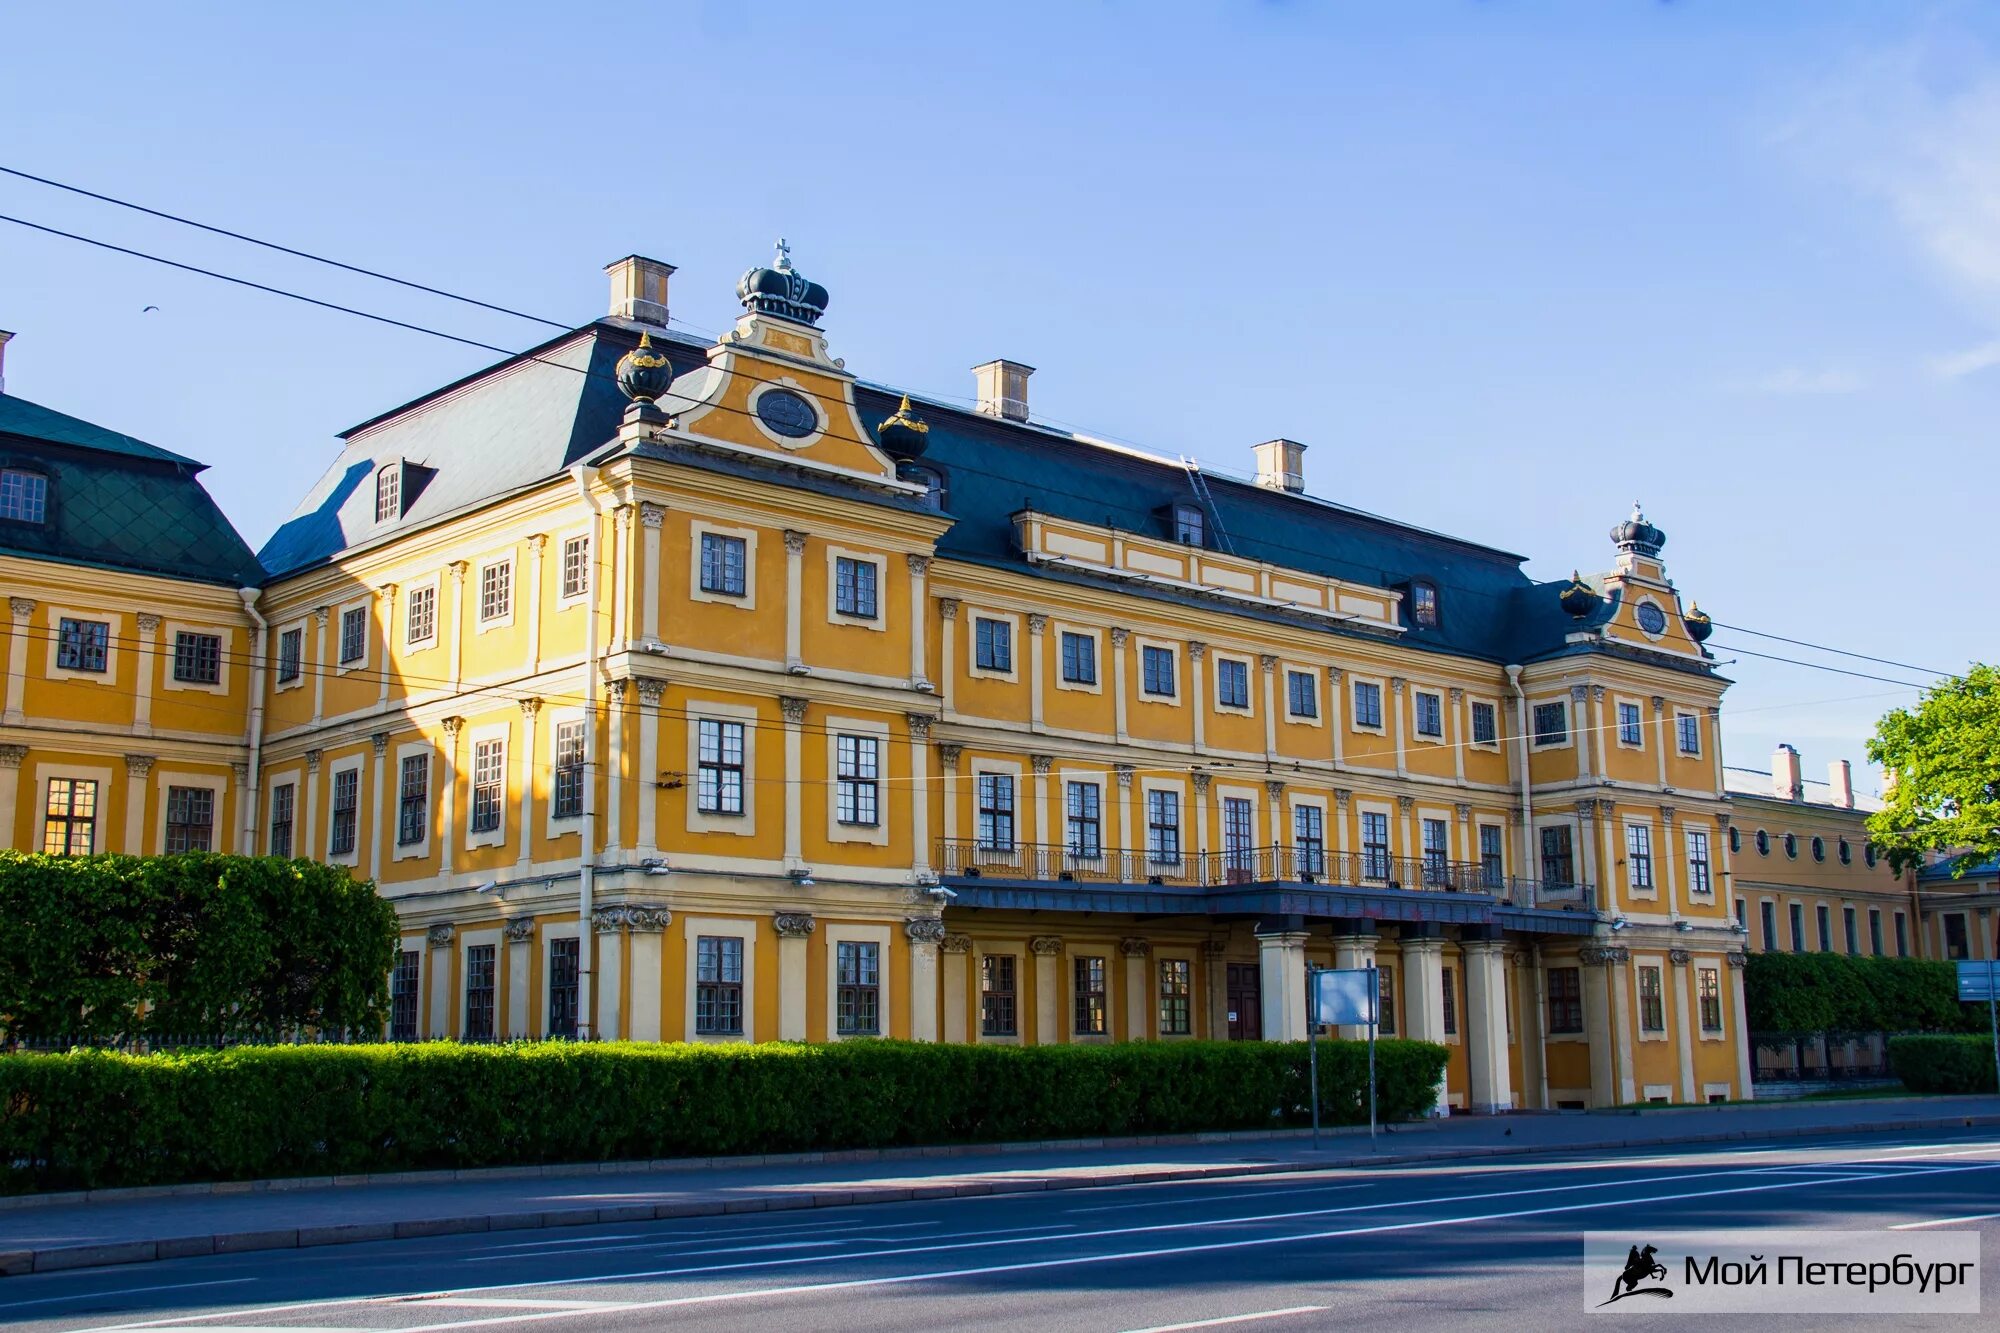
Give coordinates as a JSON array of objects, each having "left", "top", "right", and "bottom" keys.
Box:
[
  {"left": 0, "top": 853, "right": 399, "bottom": 1041},
  {"left": 1888, "top": 1035, "right": 1997, "bottom": 1095},
  {"left": 1743, "top": 952, "right": 1977, "bottom": 1038},
  {"left": 1867, "top": 664, "right": 2000, "bottom": 875}
]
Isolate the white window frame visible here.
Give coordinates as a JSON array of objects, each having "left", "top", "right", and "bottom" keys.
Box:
[
  {"left": 966, "top": 607, "right": 1020, "bottom": 682},
  {"left": 36, "top": 760, "right": 113, "bottom": 854},
  {"left": 331, "top": 597, "right": 371, "bottom": 676},
  {"left": 542, "top": 921, "right": 582, "bottom": 1039},
  {"left": 1358, "top": 800, "right": 1396, "bottom": 880},
  {"left": 1212, "top": 651, "right": 1254, "bottom": 715},
  {"left": 1052, "top": 622, "right": 1103, "bottom": 694},
  {"left": 1349, "top": 673, "right": 1387, "bottom": 733},
  {"left": 1140, "top": 776, "right": 1187, "bottom": 869},
  {"left": 824, "top": 545, "right": 887, "bottom": 630},
  {"left": 1529, "top": 695, "right": 1573, "bottom": 751},
  {"left": 1612, "top": 694, "right": 1646, "bottom": 751},
  {"left": 1684, "top": 826, "right": 1712, "bottom": 896},
  {"left": 1466, "top": 694, "right": 1502, "bottom": 751},
  {"left": 555, "top": 525, "right": 593, "bottom": 609},
  {"left": 162, "top": 618, "right": 232, "bottom": 695},
  {"left": 465, "top": 722, "right": 510, "bottom": 851},
  {"left": 825, "top": 715, "right": 890, "bottom": 845},
  {"left": 1624, "top": 818, "right": 1657, "bottom": 898},
  {"left": 685, "top": 699, "right": 758, "bottom": 836},
  {"left": 1633, "top": 956, "right": 1670, "bottom": 1040},
  {"left": 475, "top": 552, "right": 516, "bottom": 631},
  {"left": 1694, "top": 961, "right": 1728, "bottom": 1041},
  {"left": 1058, "top": 767, "right": 1108, "bottom": 865},
  {"left": 1281, "top": 662, "right": 1322, "bottom": 727},
  {"left": 1476, "top": 818, "right": 1508, "bottom": 888},
  {"left": 682, "top": 915, "right": 758, "bottom": 1043},
  {"left": 825, "top": 922, "right": 892, "bottom": 1041},
  {"left": 1134, "top": 636, "right": 1180, "bottom": 705},
  {"left": 326, "top": 754, "right": 364, "bottom": 866},
  {"left": 394, "top": 739, "right": 436, "bottom": 861},
  {"left": 154, "top": 769, "right": 226, "bottom": 856},
  {"left": 404, "top": 574, "right": 441, "bottom": 651},
  {"left": 1675, "top": 709, "right": 1703, "bottom": 757},
  {"left": 689, "top": 521, "right": 759, "bottom": 609},
  {"left": 266, "top": 773, "right": 299, "bottom": 858},
  {"left": 970, "top": 758, "right": 1022, "bottom": 860},
  {"left": 458, "top": 926, "right": 503, "bottom": 1042},
  {"left": 43, "top": 605, "right": 122, "bottom": 685},
  {"left": 543, "top": 706, "right": 587, "bottom": 841},
  {"left": 273, "top": 615, "right": 309, "bottom": 692},
  {"left": 1411, "top": 687, "right": 1447, "bottom": 745},
  {"left": 1289, "top": 793, "right": 1329, "bottom": 878}
]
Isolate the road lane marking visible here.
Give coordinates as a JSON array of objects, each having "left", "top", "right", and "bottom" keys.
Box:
[
  {"left": 86, "top": 1155, "right": 2000, "bottom": 1332},
  {"left": 1891, "top": 1211, "right": 2000, "bottom": 1230},
  {"left": 0, "top": 1279, "right": 256, "bottom": 1312},
  {"left": 1119, "top": 1305, "right": 1330, "bottom": 1332},
  {"left": 461, "top": 1221, "right": 1075, "bottom": 1264},
  {"left": 384, "top": 1299, "right": 629, "bottom": 1310},
  {"left": 1066, "top": 1182, "right": 1377, "bottom": 1214}
]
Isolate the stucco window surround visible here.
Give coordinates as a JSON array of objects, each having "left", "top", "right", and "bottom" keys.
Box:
[
  {"left": 1611, "top": 692, "right": 1646, "bottom": 751},
  {"left": 394, "top": 739, "right": 436, "bottom": 861},
  {"left": 1409, "top": 684, "right": 1448, "bottom": 746},
  {"left": 1622, "top": 817, "right": 1660, "bottom": 900},
  {"left": 1139, "top": 775, "right": 1189, "bottom": 870},
  {"left": 541, "top": 921, "right": 581, "bottom": 1037},
  {"left": 1528, "top": 694, "right": 1574, "bottom": 751},
  {"left": 1211, "top": 651, "right": 1254, "bottom": 716},
  {"left": 1134, "top": 635, "right": 1181, "bottom": 705},
  {"left": 464, "top": 721, "right": 510, "bottom": 851},
  {"left": 163, "top": 618, "right": 234, "bottom": 695},
  {"left": 969, "top": 756, "right": 1024, "bottom": 864},
  {"left": 474, "top": 550, "right": 517, "bottom": 633},
  {"left": 965, "top": 607, "right": 1021, "bottom": 683},
  {"left": 1287, "top": 792, "right": 1330, "bottom": 876},
  {"left": 1440, "top": 962, "right": 1462, "bottom": 1046},
  {"left": 1215, "top": 783, "right": 1262, "bottom": 876},
  {"left": 822, "top": 544, "right": 888, "bottom": 631},
  {"left": 327, "top": 598, "right": 371, "bottom": 678},
  {"left": 43, "top": 605, "right": 123, "bottom": 685},
  {"left": 1674, "top": 709, "right": 1703, "bottom": 757},
  {"left": 542, "top": 706, "right": 586, "bottom": 842},
  {"left": 683, "top": 915, "right": 759, "bottom": 1043},
  {"left": 686, "top": 698, "right": 759, "bottom": 837},
  {"left": 35, "top": 760, "right": 113, "bottom": 854},
  {"left": 153, "top": 769, "right": 225, "bottom": 854},
  {"left": 824, "top": 921, "right": 892, "bottom": 1041},
  {"left": 746, "top": 376, "right": 830, "bottom": 451},
  {"left": 824, "top": 714, "right": 891, "bottom": 846},
  {"left": 688, "top": 520, "right": 760, "bottom": 610},
  {"left": 1357, "top": 798, "right": 1397, "bottom": 881},
  {"left": 273, "top": 614, "right": 309, "bottom": 692},
  {"left": 265, "top": 770, "right": 301, "bottom": 857},
  {"left": 1154, "top": 948, "right": 1199, "bottom": 1040},
  {"left": 1416, "top": 803, "right": 1455, "bottom": 872},
  {"left": 1633, "top": 955, "right": 1671, "bottom": 1041},
  {"left": 397, "top": 573, "right": 441, "bottom": 654},
  {"left": 1475, "top": 818, "right": 1508, "bottom": 883},
  {"left": 1280, "top": 660, "right": 1323, "bottom": 727},
  {"left": 1695, "top": 960, "right": 1729, "bottom": 1042},
  {"left": 326, "top": 754, "right": 365, "bottom": 866},
  {"left": 1051, "top": 621, "right": 1104, "bottom": 695},
  {"left": 458, "top": 926, "right": 503, "bottom": 1041},
  {"left": 1065, "top": 943, "right": 1114, "bottom": 1043},
  {"left": 553, "top": 524, "right": 593, "bottom": 611},
  {"left": 976, "top": 943, "right": 1024, "bottom": 1045},
  {"left": 1348, "top": 672, "right": 1387, "bottom": 734},
  {"left": 1466, "top": 693, "right": 1502, "bottom": 751},
  {"left": 1057, "top": 767, "right": 1109, "bottom": 867}
]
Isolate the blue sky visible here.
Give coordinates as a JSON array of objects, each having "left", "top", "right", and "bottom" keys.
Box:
[{"left": 4, "top": 1, "right": 1995, "bottom": 795}]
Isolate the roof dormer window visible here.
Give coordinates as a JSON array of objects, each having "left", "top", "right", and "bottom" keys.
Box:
[
  {"left": 1410, "top": 580, "right": 1439, "bottom": 628},
  {"left": 374, "top": 463, "right": 403, "bottom": 524},
  {"left": 0, "top": 468, "right": 47, "bottom": 525},
  {"left": 1171, "top": 503, "right": 1205, "bottom": 548}
]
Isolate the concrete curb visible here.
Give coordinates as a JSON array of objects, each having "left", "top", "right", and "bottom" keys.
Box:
[{"left": 3, "top": 1111, "right": 1995, "bottom": 1278}]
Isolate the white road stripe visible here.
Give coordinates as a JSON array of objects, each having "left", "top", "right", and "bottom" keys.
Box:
[
  {"left": 383, "top": 1299, "right": 629, "bottom": 1310},
  {"left": 1119, "top": 1305, "right": 1329, "bottom": 1333},
  {"left": 0, "top": 1279, "right": 255, "bottom": 1312},
  {"left": 1067, "top": 1182, "right": 1377, "bottom": 1214},
  {"left": 462, "top": 1220, "right": 1074, "bottom": 1264},
  {"left": 1891, "top": 1211, "right": 2000, "bottom": 1230}
]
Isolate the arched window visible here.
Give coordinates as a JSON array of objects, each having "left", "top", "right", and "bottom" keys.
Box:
[
  {"left": 898, "top": 463, "right": 947, "bottom": 512},
  {"left": 375, "top": 463, "right": 402, "bottom": 523},
  {"left": 1410, "top": 581, "right": 1440, "bottom": 628},
  {"left": 0, "top": 467, "right": 48, "bottom": 525}
]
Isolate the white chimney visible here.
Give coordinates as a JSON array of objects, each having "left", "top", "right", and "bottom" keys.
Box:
[
  {"left": 1772, "top": 743, "right": 1803, "bottom": 802},
  {"left": 973, "top": 359, "right": 1034, "bottom": 422},
  {"left": 0, "top": 330, "right": 13, "bottom": 395},
  {"left": 1252, "top": 438, "right": 1307, "bottom": 493},
  {"left": 604, "top": 255, "right": 674, "bottom": 328},
  {"left": 1828, "top": 760, "right": 1854, "bottom": 810}
]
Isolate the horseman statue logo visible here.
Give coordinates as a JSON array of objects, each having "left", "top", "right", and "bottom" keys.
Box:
[{"left": 1600, "top": 1241, "right": 1675, "bottom": 1305}]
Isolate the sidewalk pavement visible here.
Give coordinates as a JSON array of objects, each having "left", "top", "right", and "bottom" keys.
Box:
[{"left": 3, "top": 1094, "right": 1996, "bottom": 1277}]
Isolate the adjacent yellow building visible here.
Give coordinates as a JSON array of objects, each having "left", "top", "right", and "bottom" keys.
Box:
[{"left": 1, "top": 252, "right": 1769, "bottom": 1108}]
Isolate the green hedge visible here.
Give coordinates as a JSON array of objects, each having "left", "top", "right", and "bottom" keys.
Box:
[
  {"left": 0, "top": 852, "right": 398, "bottom": 1042},
  {"left": 1743, "top": 952, "right": 1977, "bottom": 1038},
  {"left": 0, "top": 1037, "right": 1448, "bottom": 1192},
  {"left": 1888, "top": 1034, "right": 1998, "bottom": 1094}
]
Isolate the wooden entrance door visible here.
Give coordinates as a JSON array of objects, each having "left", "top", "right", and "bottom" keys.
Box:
[{"left": 1226, "top": 963, "right": 1262, "bottom": 1040}]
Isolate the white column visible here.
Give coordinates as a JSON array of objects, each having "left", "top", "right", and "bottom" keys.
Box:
[
  {"left": 938, "top": 598, "right": 957, "bottom": 714},
  {"left": 1390, "top": 676, "right": 1408, "bottom": 779},
  {"left": 1331, "top": 930, "right": 1377, "bottom": 1040},
  {"left": 1651, "top": 696, "right": 1669, "bottom": 788},
  {"left": 595, "top": 911, "right": 625, "bottom": 1041},
  {"left": 2, "top": 598, "right": 31, "bottom": 725},
  {"left": 783, "top": 529, "right": 806, "bottom": 673},
  {"left": 375, "top": 586, "right": 396, "bottom": 710},
  {"left": 610, "top": 505, "right": 633, "bottom": 651},
  {"left": 369, "top": 732, "right": 389, "bottom": 877},
  {"left": 1450, "top": 687, "right": 1467, "bottom": 784},
  {"left": 1729, "top": 952, "right": 1754, "bottom": 1099},
  {"left": 133, "top": 613, "right": 158, "bottom": 735},
  {"left": 123, "top": 754, "right": 153, "bottom": 853},
  {"left": 907, "top": 555, "right": 931, "bottom": 690},
  {"left": 776, "top": 912, "right": 814, "bottom": 1042},
  {"left": 628, "top": 911, "right": 665, "bottom": 1042},
  {"left": 1327, "top": 667, "right": 1346, "bottom": 768},
  {"left": 446, "top": 564, "right": 467, "bottom": 691},
  {"left": 524, "top": 537, "right": 546, "bottom": 672},
  {"left": 907, "top": 714, "right": 932, "bottom": 876},
  {"left": 639, "top": 504, "right": 665, "bottom": 643},
  {"left": 1517, "top": 945, "right": 1549, "bottom": 1110},
  {"left": 1030, "top": 935, "right": 1063, "bottom": 1044},
  {"left": 0, "top": 745, "right": 25, "bottom": 847},
  {"left": 1204, "top": 939, "right": 1229, "bottom": 1040},
  {"left": 1661, "top": 807, "right": 1682, "bottom": 918},
  {"left": 636, "top": 680, "right": 664, "bottom": 857},
  {"left": 1671, "top": 947, "right": 1696, "bottom": 1104},
  {"left": 938, "top": 742, "right": 962, "bottom": 853},
  {"left": 908, "top": 918, "right": 944, "bottom": 1042},
  {"left": 505, "top": 919, "right": 533, "bottom": 1039},
  {"left": 1463, "top": 938, "right": 1513, "bottom": 1113},
  {"left": 604, "top": 682, "right": 625, "bottom": 853},
  {"left": 1403, "top": 935, "right": 1447, "bottom": 1115},
  {"left": 311, "top": 607, "right": 330, "bottom": 725},
  {"left": 1255, "top": 926, "right": 1309, "bottom": 1042},
  {"left": 1266, "top": 780, "right": 1287, "bottom": 851},
  {"left": 1582, "top": 946, "right": 1615, "bottom": 1107},
  {"left": 435, "top": 723, "right": 458, "bottom": 878},
  {"left": 427, "top": 924, "right": 454, "bottom": 1039},
  {"left": 1188, "top": 642, "right": 1207, "bottom": 752},
  {"left": 1028, "top": 614, "right": 1047, "bottom": 732},
  {"left": 1031, "top": 754, "right": 1052, "bottom": 852},
  {"left": 1120, "top": 938, "right": 1151, "bottom": 1040},
  {"left": 942, "top": 934, "right": 970, "bottom": 1043},
  {"left": 1194, "top": 772, "right": 1212, "bottom": 873},
  {"left": 1609, "top": 948, "right": 1637, "bottom": 1104},
  {"left": 516, "top": 699, "right": 539, "bottom": 867},
  {"left": 1572, "top": 684, "right": 1594, "bottom": 781},
  {"left": 1110, "top": 627, "right": 1130, "bottom": 742},
  {"left": 1588, "top": 685, "right": 1607, "bottom": 780},
  {"left": 781, "top": 696, "right": 806, "bottom": 871},
  {"left": 1259, "top": 654, "right": 1278, "bottom": 762}
]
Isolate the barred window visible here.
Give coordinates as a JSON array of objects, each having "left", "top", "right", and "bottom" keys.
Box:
[
  {"left": 268, "top": 781, "right": 295, "bottom": 858},
  {"left": 479, "top": 560, "right": 512, "bottom": 622},
  {"left": 1441, "top": 966, "right": 1458, "bottom": 1036},
  {"left": 390, "top": 949, "right": 420, "bottom": 1041},
  {"left": 547, "top": 937, "right": 580, "bottom": 1038},
  {"left": 1547, "top": 966, "right": 1583, "bottom": 1034},
  {"left": 0, "top": 468, "right": 48, "bottom": 524},
  {"left": 695, "top": 935, "right": 744, "bottom": 1034},
  {"left": 1286, "top": 670, "right": 1316, "bottom": 718},
  {"left": 1626, "top": 823, "right": 1653, "bottom": 889},
  {"left": 1158, "top": 958, "right": 1192, "bottom": 1036},
  {"left": 1292, "top": 803, "right": 1325, "bottom": 877},
  {"left": 1697, "top": 967, "right": 1722, "bottom": 1032},
  {"left": 1066, "top": 781, "right": 1102, "bottom": 859},
  {"left": 470, "top": 739, "right": 505, "bottom": 833},
  {"left": 561, "top": 534, "right": 589, "bottom": 599},
  {"left": 974, "top": 617, "right": 1011, "bottom": 671},
  {"left": 980, "top": 954, "right": 1017, "bottom": 1036},
  {"left": 1146, "top": 788, "right": 1181, "bottom": 864},
  {"left": 1470, "top": 700, "right": 1497, "bottom": 745},
  {"left": 406, "top": 584, "right": 436, "bottom": 646},
  {"left": 1074, "top": 955, "right": 1107, "bottom": 1035},
  {"left": 1618, "top": 701, "right": 1643, "bottom": 746},
  {"left": 553, "top": 720, "right": 586, "bottom": 820},
  {"left": 338, "top": 606, "right": 367, "bottom": 665},
  {"left": 976, "top": 772, "right": 1015, "bottom": 851},
  {"left": 1532, "top": 701, "right": 1567, "bottom": 745},
  {"left": 1216, "top": 657, "right": 1249, "bottom": 708},
  {"left": 1361, "top": 810, "right": 1390, "bottom": 880},
  {"left": 1141, "top": 645, "right": 1176, "bottom": 697},
  {"left": 834, "top": 556, "right": 878, "bottom": 619},
  {"left": 374, "top": 464, "right": 401, "bottom": 523},
  {"left": 276, "top": 627, "right": 303, "bottom": 683},
  {"left": 464, "top": 944, "right": 496, "bottom": 1042},
  {"left": 835, "top": 734, "right": 879, "bottom": 826},
  {"left": 173, "top": 631, "right": 221, "bottom": 684},
  {"left": 1638, "top": 965, "right": 1665, "bottom": 1032},
  {"left": 164, "top": 785, "right": 213, "bottom": 853},
  {"left": 699, "top": 533, "right": 747, "bottom": 596},
  {"left": 397, "top": 753, "right": 429, "bottom": 845},
  {"left": 1059, "top": 631, "right": 1096, "bottom": 684},
  {"left": 1353, "top": 680, "right": 1383, "bottom": 728},
  {"left": 329, "top": 767, "right": 359, "bottom": 855},
  {"left": 1415, "top": 691, "right": 1443, "bottom": 737},
  {"left": 1377, "top": 964, "right": 1398, "bottom": 1035},
  {"left": 42, "top": 777, "right": 97, "bottom": 856},
  {"left": 1685, "top": 829, "right": 1711, "bottom": 894},
  {"left": 836, "top": 940, "right": 880, "bottom": 1036},
  {"left": 696, "top": 720, "right": 745, "bottom": 815},
  {"left": 56, "top": 617, "right": 108, "bottom": 673}
]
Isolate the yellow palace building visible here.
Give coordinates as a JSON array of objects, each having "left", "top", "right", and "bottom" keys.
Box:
[{"left": 0, "top": 251, "right": 1763, "bottom": 1108}]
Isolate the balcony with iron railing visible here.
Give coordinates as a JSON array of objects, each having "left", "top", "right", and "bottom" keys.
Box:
[{"left": 935, "top": 839, "right": 1593, "bottom": 910}]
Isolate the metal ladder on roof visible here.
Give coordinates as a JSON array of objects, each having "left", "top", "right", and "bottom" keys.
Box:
[{"left": 1180, "top": 456, "right": 1236, "bottom": 555}]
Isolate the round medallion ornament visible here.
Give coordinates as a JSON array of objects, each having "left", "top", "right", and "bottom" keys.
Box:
[
  {"left": 755, "top": 389, "right": 819, "bottom": 439},
  {"left": 1636, "top": 601, "right": 1667, "bottom": 636}
]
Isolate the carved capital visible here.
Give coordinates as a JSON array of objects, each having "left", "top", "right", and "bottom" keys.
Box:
[
  {"left": 1651, "top": 695, "right": 1666, "bottom": 714},
  {"left": 371, "top": 731, "right": 390, "bottom": 757},
  {"left": 783, "top": 529, "right": 808, "bottom": 555},
  {"left": 504, "top": 917, "right": 535, "bottom": 944},
  {"left": 1659, "top": 806, "right": 1676, "bottom": 826},
  {"left": 518, "top": 696, "right": 543, "bottom": 720},
  {"left": 1266, "top": 779, "right": 1286, "bottom": 802},
  {"left": 1667, "top": 947, "right": 1691, "bottom": 966},
  {"left": 1118, "top": 936, "right": 1152, "bottom": 958},
  {"left": 937, "top": 597, "right": 960, "bottom": 621},
  {"left": 1448, "top": 687, "right": 1465, "bottom": 704},
  {"left": 525, "top": 535, "right": 547, "bottom": 556},
  {"left": 1202, "top": 939, "right": 1229, "bottom": 960},
  {"left": 1569, "top": 684, "right": 1589, "bottom": 706},
  {"left": 448, "top": 560, "right": 469, "bottom": 582},
  {"left": 1026, "top": 613, "right": 1048, "bottom": 634},
  {"left": 1389, "top": 676, "right": 1407, "bottom": 691},
  {"left": 136, "top": 612, "right": 161, "bottom": 633},
  {"left": 1590, "top": 684, "right": 1606, "bottom": 702},
  {"left": 441, "top": 716, "right": 464, "bottom": 742},
  {"left": 1578, "top": 944, "right": 1630, "bottom": 965},
  {"left": 603, "top": 679, "right": 629, "bottom": 705},
  {"left": 594, "top": 904, "right": 671, "bottom": 933},
  {"left": 639, "top": 502, "right": 666, "bottom": 529},
  {"left": 905, "top": 712, "right": 934, "bottom": 739},
  {"left": 1575, "top": 799, "right": 1596, "bottom": 821},
  {"left": 906, "top": 553, "right": 930, "bottom": 577},
  {"left": 304, "top": 748, "right": 322, "bottom": 774},
  {"left": 1115, "top": 763, "right": 1134, "bottom": 789},
  {"left": 1030, "top": 754, "right": 1053, "bottom": 776},
  {"left": 773, "top": 911, "right": 817, "bottom": 939},
  {"left": 941, "top": 932, "right": 975, "bottom": 955},
  {"left": 1334, "top": 788, "right": 1351, "bottom": 811},
  {"left": 1109, "top": 626, "right": 1129, "bottom": 646},
  {"left": 0, "top": 744, "right": 25, "bottom": 770},
  {"left": 937, "top": 742, "right": 964, "bottom": 766},
  {"left": 426, "top": 923, "right": 456, "bottom": 950},
  {"left": 636, "top": 679, "right": 666, "bottom": 705},
  {"left": 1259, "top": 653, "right": 1279, "bottom": 673},
  {"left": 1455, "top": 802, "right": 1472, "bottom": 823},
  {"left": 779, "top": 696, "right": 809, "bottom": 725},
  {"left": 1596, "top": 798, "right": 1619, "bottom": 817},
  {"left": 1509, "top": 807, "right": 1525, "bottom": 826},
  {"left": 1192, "top": 771, "right": 1212, "bottom": 795},
  {"left": 1028, "top": 935, "right": 1064, "bottom": 957},
  {"left": 312, "top": 606, "right": 331, "bottom": 626},
  {"left": 1326, "top": 666, "right": 1344, "bottom": 683},
  {"left": 124, "top": 752, "right": 156, "bottom": 776},
  {"left": 1726, "top": 951, "right": 1748, "bottom": 969},
  {"left": 7, "top": 597, "right": 33, "bottom": 617},
  {"left": 1715, "top": 812, "right": 1732, "bottom": 829},
  {"left": 904, "top": 916, "right": 948, "bottom": 945},
  {"left": 1396, "top": 795, "right": 1414, "bottom": 814}
]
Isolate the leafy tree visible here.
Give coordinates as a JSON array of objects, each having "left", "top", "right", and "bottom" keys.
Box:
[{"left": 1867, "top": 664, "right": 2000, "bottom": 875}]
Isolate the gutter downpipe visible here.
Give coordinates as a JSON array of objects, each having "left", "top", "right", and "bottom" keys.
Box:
[
  {"left": 1505, "top": 665, "right": 1534, "bottom": 905},
  {"left": 570, "top": 462, "right": 605, "bottom": 1040},
  {"left": 238, "top": 588, "right": 268, "bottom": 852}
]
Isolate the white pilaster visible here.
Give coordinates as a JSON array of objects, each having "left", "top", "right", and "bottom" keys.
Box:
[
  {"left": 942, "top": 934, "right": 970, "bottom": 1043},
  {"left": 1671, "top": 947, "right": 1696, "bottom": 1104},
  {"left": 1255, "top": 928, "right": 1309, "bottom": 1042},
  {"left": 1120, "top": 938, "right": 1151, "bottom": 1040},
  {"left": 369, "top": 732, "right": 389, "bottom": 878},
  {"left": 1030, "top": 935, "right": 1062, "bottom": 1044},
  {"left": 2, "top": 598, "right": 31, "bottom": 725},
  {"left": 595, "top": 912, "right": 625, "bottom": 1042},
  {"left": 133, "top": 613, "right": 158, "bottom": 735},
  {"left": 427, "top": 924, "right": 454, "bottom": 1039},
  {"left": 1028, "top": 614, "right": 1047, "bottom": 732},
  {"left": 781, "top": 695, "right": 806, "bottom": 870},
  {"left": 907, "top": 918, "right": 944, "bottom": 1042},
  {"left": 907, "top": 555, "right": 931, "bottom": 690},
  {"left": 907, "top": 714, "right": 933, "bottom": 875},
  {"left": 639, "top": 504, "right": 664, "bottom": 643},
  {"left": 636, "top": 680, "right": 664, "bottom": 857},
  {"left": 516, "top": 698, "right": 539, "bottom": 867},
  {"left": 783, "top": 529, "right": 806, "bottom": 673},
  {"left": 505, "top": 919, "right": 533, "bottom": 1039},
  {"left": 1463, "top": 938, "right": 1513, "bottom": 1113},
  {"left": 775, "top": 912, "right": 814, "bottom": 1042},
  {"left": 1402, "top": 935, "right": 1448, "bottom": 1115}
]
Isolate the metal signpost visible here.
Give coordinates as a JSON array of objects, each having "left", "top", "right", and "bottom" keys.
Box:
[
  {"left": 1955, "top": 960, "right": 2000, "bottom": 1094},
  {"left": 1308, "top": 964, "right": 1379, "bottom": 1151}
]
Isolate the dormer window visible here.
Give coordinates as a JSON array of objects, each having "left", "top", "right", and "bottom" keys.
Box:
[
  {"left": 374, "top": 463, "right": 403, "bottom": 524},
  {"left": 1410, "top": 581, "right": 1439, "bottom": 628},
  {"left": 0, "top": 468, "right": 47, "bottom": 524},
  {"left": 898, "top": 463, "right": 946, "bottom": 512},
  {"left": 1172, "top": 504, "right": 1205, "bottom": 547}
]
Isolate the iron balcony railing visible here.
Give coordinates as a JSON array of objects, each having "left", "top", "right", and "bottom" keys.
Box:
[{"left": 937, "top": 839, "right": 1592, "bottom": 907}]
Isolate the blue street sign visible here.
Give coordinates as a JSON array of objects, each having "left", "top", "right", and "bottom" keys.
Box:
[
  {"left": 1957, "top": 960, "right": 2000, "bottom": 1002},
  {"left": 1312, "top": 967, "right": 1377, "bottom": 1027}
]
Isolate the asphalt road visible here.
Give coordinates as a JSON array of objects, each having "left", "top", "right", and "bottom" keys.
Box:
[{"left": 3, "top": 1127, "right": 1996, "bottom": 1332}]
